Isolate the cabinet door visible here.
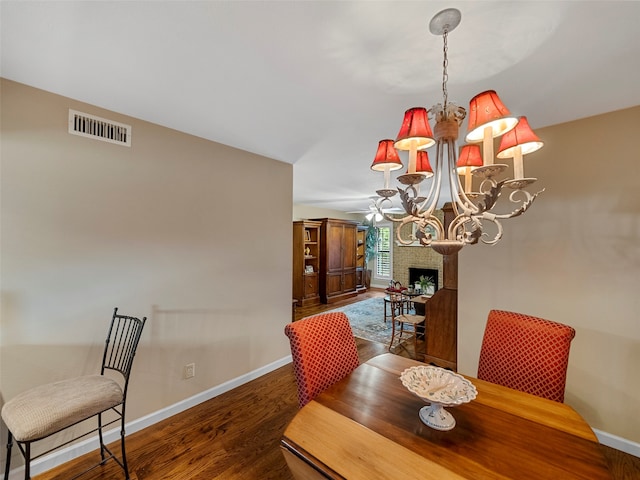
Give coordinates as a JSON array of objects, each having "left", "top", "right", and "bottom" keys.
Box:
[
  {"left": 342, "top": 225, "right": 357, "bottom": 269},
  {"left": 326, "top": 272, "right": 343, "bottom": 297},
  {"left": 342, "top": 271, "right": 357, "bottom": 292},
  {"left": 303, "top": 274, "right": 319, "bottom": 298},
  {"left": 326, "top": 224, "right": 344, "bottom": 273}
]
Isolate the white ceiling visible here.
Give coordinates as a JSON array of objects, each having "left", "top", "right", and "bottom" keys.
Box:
[{"left": 2, "top": 1, "right": 640, "bottom": 214}]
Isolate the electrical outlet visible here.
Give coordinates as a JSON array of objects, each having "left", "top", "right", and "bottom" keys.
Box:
[{"left": 184, "top": 363, "right": 195, "bottom": 379}]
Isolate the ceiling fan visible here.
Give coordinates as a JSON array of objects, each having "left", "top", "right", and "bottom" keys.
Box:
[{"left": 347, "top": 196, "right": 404, "bottom": 221}]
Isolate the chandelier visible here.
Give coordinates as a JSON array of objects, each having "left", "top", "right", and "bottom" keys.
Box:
[{"left": 370, "top": 8, "right": 544, "bottom": 256}]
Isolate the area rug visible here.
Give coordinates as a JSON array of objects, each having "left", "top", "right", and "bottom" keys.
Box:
[{"left": 326, "top": 297, "right": 391, "bottom": 345}]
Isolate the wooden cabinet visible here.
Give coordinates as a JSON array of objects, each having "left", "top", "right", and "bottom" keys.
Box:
[
  {"left": 314, "top": 218, "right": 358, "bottom": 304},
  {"left": 356, "top": 225, "right": 367, "bottom": 293},
  {"left": 292, "top": 221, "right": 322, "bottom": 306}
]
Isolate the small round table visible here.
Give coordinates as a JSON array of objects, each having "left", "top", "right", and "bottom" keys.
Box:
[{"left": 384, "top": 289, "right": 421, "bottom": 321}]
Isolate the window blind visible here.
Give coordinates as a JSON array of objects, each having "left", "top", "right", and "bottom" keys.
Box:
[{"left": 376, "top": 226, "right": 392, "bottom": 278}]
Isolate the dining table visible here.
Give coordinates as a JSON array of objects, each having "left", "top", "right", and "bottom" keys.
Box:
[{"left": 281, "top": 353, "right": 612, "bottom": 479}]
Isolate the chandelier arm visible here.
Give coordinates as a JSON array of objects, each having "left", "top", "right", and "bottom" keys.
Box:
[
  {"left": 488, "top": 188, "right": 545, "bottom": 220},
  {"left": 416, "top": 165, "right": 438, "bottom": 214},
  {"left": 477, "top": 215, "right": 504, "bottom": 245},
  {"left": 374, "top": 197, "right": 388, "bottom": 213},
  {"left": 421, "top": 140, "right": 445, "bottom": 216},
  {"left": 382, "top": 193, "right": 419, "bottom": 226},
  {"left": 478, "top": 177, "right": 498, "bottom": 195},
  {"left": 394, "top": 215, "right": 422, "bottom": 245},
  {"left": 448, "top": 214, "right": 483, "bottom": 246},
  {"left": 447, "top": 212, "right": 504, "bottom": 246},
  {"left": 455, "top": 188, "right": 479, "bottom": 212},
  {"left": 415, "top": 216, "right": 445, "bottom": 246},
  {"left": 446, "top": 140, "right": 462, "bottom": 216},
  {"left": 397, "top": 185, "right": 427, "bottom": 217},
  {"left": 375, "top": 197, "right": 401, "bottom": 225},
  {"left": 459, "top": 187, "right": 542, "bottom": 246},
  {"left": 417, "top": 218, "right": 445, "bottom": 246},
  {"left": 395, "top": 217, "right": 418, "bottom": 246},
  {"left": 391, "top": 213, "right": 446, "bottom": 246},
  {"left": 474, "top": 179, "right": 505, "bottom": 214}
]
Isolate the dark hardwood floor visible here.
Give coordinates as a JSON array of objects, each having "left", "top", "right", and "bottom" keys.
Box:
[{"left": 34, "top": 290, "right": 639, "bottom": 479}]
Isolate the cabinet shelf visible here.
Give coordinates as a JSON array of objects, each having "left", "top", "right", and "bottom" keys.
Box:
[{"left": 294, "top": 220, "right": 323, "bottom": 307}]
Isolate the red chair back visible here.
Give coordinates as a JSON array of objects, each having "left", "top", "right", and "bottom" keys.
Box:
[
  {"left": 284, "top": 312, "right": 360, "bottom": 407},
  {"left": 477, "top": 310, "right": 576, "bottom": 402}
]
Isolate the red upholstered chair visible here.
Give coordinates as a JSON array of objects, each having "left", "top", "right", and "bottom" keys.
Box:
[
  {"left": 477, "top": 310, "right": 576, "bottom": 402},
  {"left": 284, "top": 312, "right": 360, "bottom": 408}
]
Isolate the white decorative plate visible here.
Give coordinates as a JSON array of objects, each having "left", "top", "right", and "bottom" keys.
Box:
[{"left": 400, "top": 365, "right": 477, "bottom": 431}]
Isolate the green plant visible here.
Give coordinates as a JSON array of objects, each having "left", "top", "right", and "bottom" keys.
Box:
[
  {"left": 419, "top": 275, "right": 435, "bottom": 289},
  {"left": 363, "top": 218, "right": 379, "bottom": 265}
]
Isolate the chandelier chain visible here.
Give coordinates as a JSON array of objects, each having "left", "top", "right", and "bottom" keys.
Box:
[{"left": 442, "top": 29, "right": 449, "bottom": 108}]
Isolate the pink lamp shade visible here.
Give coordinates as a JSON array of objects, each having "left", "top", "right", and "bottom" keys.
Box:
[
  {"left": 465, "top": 90, "right": 518, "bottom": 143},
  {"left": 414, "top": 150, "right": 433, "bottom": 177},
  {"left": 497, "top": 117, "right": 544, "bottom": 158},
  {"left": 456, "top": 144, "right": 483, "bottom": 168},
  {"left": 457, "top": 144, "right": 482, "bottom": 193},
  {"left": 394, "top": 107, "right": 436, "bottom": 151},
  {"left": 371, "top": 139, "right": 403, "bottom": 172}
]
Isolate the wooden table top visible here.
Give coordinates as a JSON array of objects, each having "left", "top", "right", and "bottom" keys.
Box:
[
  {"left": 282, "top": 353, "right": 612, "bottom": 480},
  {"left": 408, "top": 294, "right": 432, "bottom": 304}
]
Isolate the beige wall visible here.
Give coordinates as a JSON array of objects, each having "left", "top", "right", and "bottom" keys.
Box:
[
  {"left": 2, "top": 77, "right": 638, "bottom": 456},
  {"left": 458, "top": 106, "right": 640, "bottom": 444},
  {"left": 0, "top": 79, "right": 293, "bottom": 459}
]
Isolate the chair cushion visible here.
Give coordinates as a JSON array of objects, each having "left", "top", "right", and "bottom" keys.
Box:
[
  {"left": 396, "top": 314, "right": 425, "bottom": 326},
  {"left": 1, "top": 375, "right": 123, "bottom": 442}
]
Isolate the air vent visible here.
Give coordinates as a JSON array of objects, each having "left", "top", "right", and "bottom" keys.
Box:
[{"left": 68, "top": 109, "right": 131, "bottom": 147}]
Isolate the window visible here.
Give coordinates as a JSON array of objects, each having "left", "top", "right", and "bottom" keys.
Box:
[{"left": 374, "top": 223, "right": 392, "bottom": 281}]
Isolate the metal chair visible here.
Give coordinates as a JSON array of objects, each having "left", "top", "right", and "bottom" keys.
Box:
[
  {"left": 284, "top": 312, "right": 360, "bottom": 408},
  {"left": 383, "top": 281, "right": 411, "bottom": 322},
  {"left": 2, "top": 308, "right": 146, "bottom": 480},
  {"left": 383, "top": 294, "right": 409, "bottom": 322},
  {"left": 477, "top": 309, "right": 575, "bottom": 402}
]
